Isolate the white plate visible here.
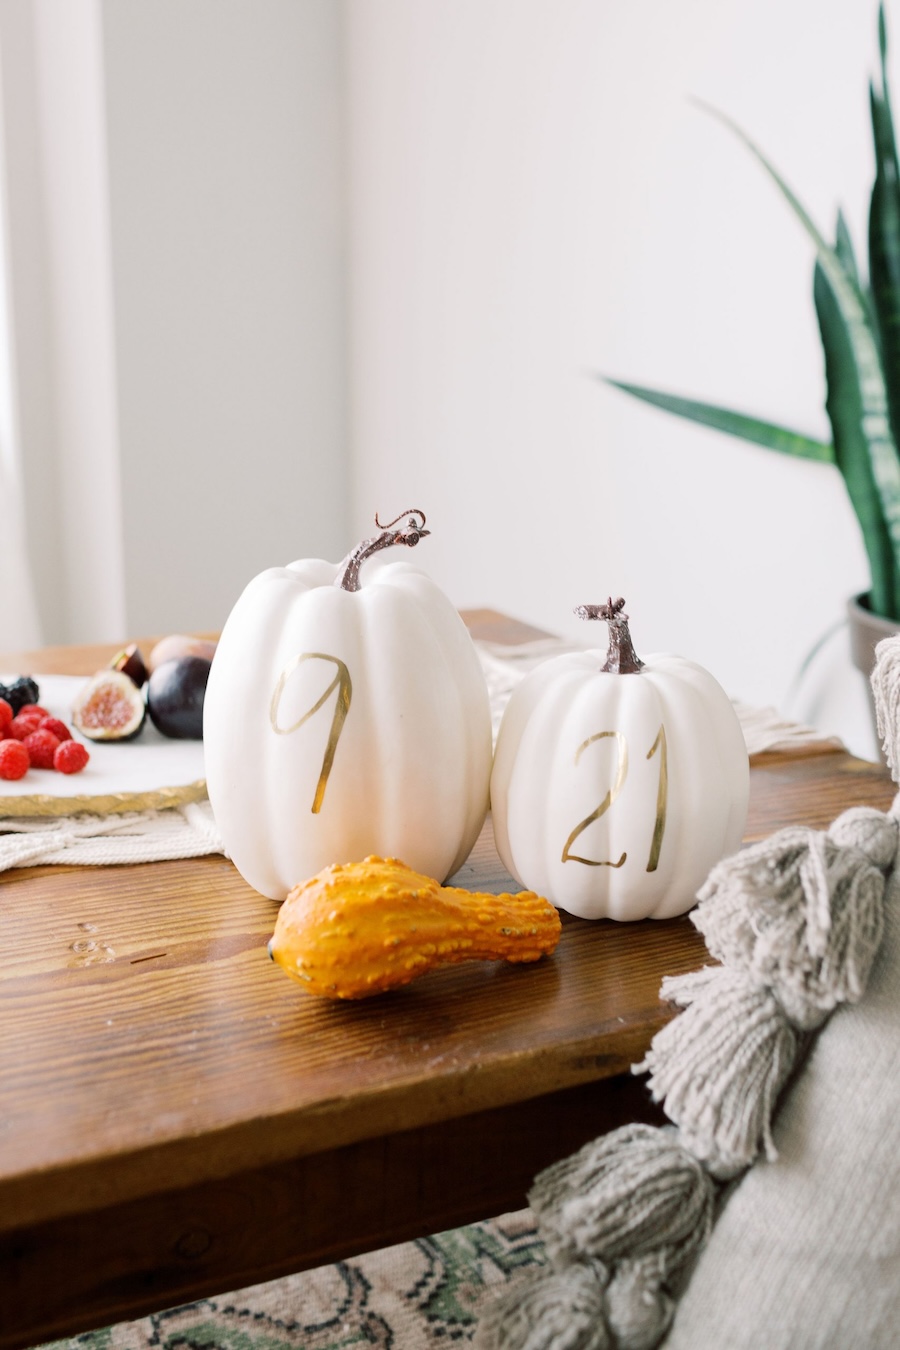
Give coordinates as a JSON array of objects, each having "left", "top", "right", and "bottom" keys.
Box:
[{"left": 0, "top": 674, "right": 206, "bottom": 817}]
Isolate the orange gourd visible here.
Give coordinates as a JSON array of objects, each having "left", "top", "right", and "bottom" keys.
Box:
[{"left": 267, "top": 855, "right": 561, "bottom": 999}]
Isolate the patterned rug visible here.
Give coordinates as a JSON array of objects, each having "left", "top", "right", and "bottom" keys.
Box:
[{"left": 39, "top": 1210, "right": 545, "bottom": 1350}]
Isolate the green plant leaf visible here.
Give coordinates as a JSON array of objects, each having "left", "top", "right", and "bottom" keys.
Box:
[
  {"left": 835, "top": 208, "right": 881, "bottom": 342},
  {"left": 833, "top": 210, "right": 881, "bottom": 338},
  {"left": 814, "top": 254, "right": 897, "bottom": 616},
  {"left": 869, "top": 53, "right": 900, "bottom": 455},
  {"left": 880, "top": 2, "right": 894, "bottom": 134},
  {"left": 696, "top": 98, "right": 900, "bottom": 617},
  {"left": 598, "top": 377, "right": 834, "bottom": 461},
  {"left": 835, "top": 209, "right": 860, "bottom": 279}
]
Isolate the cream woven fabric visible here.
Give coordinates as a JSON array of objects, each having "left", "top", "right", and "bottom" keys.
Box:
[{"left": 475, "top": 640, "right": 843, "bottom": 755}]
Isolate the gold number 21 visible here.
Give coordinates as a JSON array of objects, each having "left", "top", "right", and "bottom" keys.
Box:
[
  {"left": 561, "top": 724, "right": 668, "bottom": 872},
  {"left": 270, "top": 653, "right": 353, "bottom": 813}
]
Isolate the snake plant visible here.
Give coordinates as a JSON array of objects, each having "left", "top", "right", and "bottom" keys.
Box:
[{"left": 603, "top": 6, "right": 900, "bottom": 622}]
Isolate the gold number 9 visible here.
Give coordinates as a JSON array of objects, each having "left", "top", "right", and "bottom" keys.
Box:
[{"left": 270, "top": 653, "right": 352, "bottom": 813}]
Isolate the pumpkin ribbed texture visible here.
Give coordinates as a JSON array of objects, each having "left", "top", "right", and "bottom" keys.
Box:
[{"left": 269, "top": 856, "right": 561, "bottom": 999}]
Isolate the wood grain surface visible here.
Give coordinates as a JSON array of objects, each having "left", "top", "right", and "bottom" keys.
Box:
[{"left": 0, "top": 612, "right": 896, "bottom": 1348}]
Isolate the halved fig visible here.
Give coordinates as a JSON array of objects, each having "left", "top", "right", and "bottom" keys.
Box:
[
  {"left": 71, "top": 670, "right": 146, "bottom": 741},
  {"left": 109, "top": 642, "right": 148, "bottom": 689}
]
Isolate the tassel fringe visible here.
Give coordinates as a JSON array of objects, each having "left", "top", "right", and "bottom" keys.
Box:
[
  {"left": 635, "top": 968, "right": 799, "bottom": 1175},
  {"left": 693, "top": 810, "right": 894, "bottom": 1028},
  {"left": 529, "top": 1124, "right": 715, "bottom": 1281},
  {"left": 472, "top": 1260, "right": 612, "bottom": 1350}
]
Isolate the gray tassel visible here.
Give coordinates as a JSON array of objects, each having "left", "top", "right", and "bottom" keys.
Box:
[
  {"left": 693, "top": 808, "right": 894, "bottom": 1028},
  {"left": 605, "top": 1258, "right": 676, "bottom": 1350},
  {"left": 634, "top": 968, "right": 798, "bottom": 1176},
  {"left": 635, "top": 808, "right": 896, "bottom": 1175},
  {"left": 475, "top": 1127, "right": 714, "bottom": 1349},
  {"left": 530, "top": 1124, "right": 715, "bottom": 1282},
  {"left": 472, "top": 1260, "right": 612, "bottom": 1350}
]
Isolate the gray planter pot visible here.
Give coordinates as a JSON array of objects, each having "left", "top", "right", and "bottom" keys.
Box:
[{"left": 847, "top": 592, "right": 900, "bottom": 763}]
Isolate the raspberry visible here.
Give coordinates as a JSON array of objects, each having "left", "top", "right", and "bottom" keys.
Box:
[
  {"left": 0, "top": 739, "right": 29, "bottom": 780},
  {"left": 40, "top": 716, "right": 71, "bottom": 742},
  {"left": 23, "top": 728, "right": 60, "bottom": 768},
  {"left": 9, "top": 714, "right": 41, "bottom": 741},
  {"left": 0, "top": 699, "right": 12, "bottom": 735},
  {"left": 54, "top": 739, "right": 89, "bottom": 774},
  {"left": 19, "top": 703, "right": 49, "bottom": 720}
]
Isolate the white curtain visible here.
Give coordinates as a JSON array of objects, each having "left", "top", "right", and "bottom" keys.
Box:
[
  {"left": 0, "top": 0, "right": 126, "bottom": 649},
  {"left": 0, "top": 2, "right": 40, "bottom": 652},
  {"left": 0, "top": 453, "right": 40, "bottom": 650}
]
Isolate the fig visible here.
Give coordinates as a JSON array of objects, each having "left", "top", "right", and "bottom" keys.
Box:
[
  {"left": 109, "top": 642, "right": 148, "bottom": 688},
  {"left": 147, "top": 635, "right": 217, "bottom": 674},
  {"left": 71, "top": 670, "right": 146, "bottom": 741},
  {"left": 147, "top": 656, "right": 211, "bottom": 739}
]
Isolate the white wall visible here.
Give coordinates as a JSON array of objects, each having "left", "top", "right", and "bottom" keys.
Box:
[
  {"left": 0, "top": 0, "right": 348, "bottom": 645},
  {"left": 345, "top": 0, "right": 883, "bottom": 756},
  {"left": 101, "top": 0, "right": 348, "bottom": 637}
]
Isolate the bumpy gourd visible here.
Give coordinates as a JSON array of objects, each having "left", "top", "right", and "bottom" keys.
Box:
[
  {"left": 203, "top": 511, "right": 493, "bottom": 899},
  {"left": 491, "top": 598, "right": 750, "bottom": 921},
  {"left": 268, "top": 856, "right": 561, "bottom": 999}
]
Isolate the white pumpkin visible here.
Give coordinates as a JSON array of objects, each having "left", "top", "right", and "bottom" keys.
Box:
[
  {"left": 490, "top": 598, "right": 749, "bottom": 921},
  {"left": 203, "top": 512, "right": 492, "bottom": 900}
]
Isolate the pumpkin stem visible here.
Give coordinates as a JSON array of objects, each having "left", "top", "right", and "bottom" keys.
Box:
[
  {"left": 575, "top": 596, "right": 645, "bottom": 674},
  {"left": 336, "top": 510, "right": 430, "bottom": 592}
]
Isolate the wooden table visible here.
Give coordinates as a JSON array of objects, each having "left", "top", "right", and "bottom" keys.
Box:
[{"left": 0, "top": 613, "right": 895, "bottom": 1349}]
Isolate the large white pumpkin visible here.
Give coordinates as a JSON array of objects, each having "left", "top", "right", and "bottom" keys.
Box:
[
  {"left": 204, "top": 512, "right": 492, "bottom": 900},
  {"left": 490, "top": 599, "right": 749, "bottom": 920}
]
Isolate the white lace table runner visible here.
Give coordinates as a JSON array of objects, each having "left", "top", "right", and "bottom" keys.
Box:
[{"left": 0, "top": 638, "right": 845, "bottom": 875}]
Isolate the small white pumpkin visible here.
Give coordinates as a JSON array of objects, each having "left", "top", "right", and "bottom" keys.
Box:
[
  {"left": 490, "top": 598, "right": 749, "bottom": 920},
  {"left": 203, "top": 511, "right": 492, "bottom": 900}
]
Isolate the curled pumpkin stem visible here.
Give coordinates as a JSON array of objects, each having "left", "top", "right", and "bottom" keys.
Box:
[
  {"left": 336, "top": 510, "right": 431, "bottom": 592},
  {"left": 575, "top": 596, "right": 645, "bottom": 674},
  {"left": 374, "top": 508, "right": 427, "bottom": 531}
]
